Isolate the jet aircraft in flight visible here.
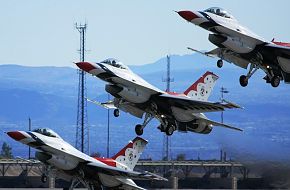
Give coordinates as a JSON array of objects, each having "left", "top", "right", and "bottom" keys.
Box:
[
  {"left": 76, "top": 59, "right": 242, "bottom": 136},
  {"left": 178, "top": 7, "right": 290, "bottom": 87},
  {"left": 7, "top": 128, "right": 165, "bottom": 190}
]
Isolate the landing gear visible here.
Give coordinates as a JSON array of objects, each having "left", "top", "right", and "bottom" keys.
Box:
[
  {"left": 217, "top": 59, "right": 223, "bottom": 68},
  {"left": 135, "top": 124, "right": 143, "bottom": 136},
  {"left": 165, "top": 125, "right": 175, "bottom": 136},
  {"left": 134, "top": 113, "right": 154, "bottom": 136},
  {"left": 41, "top": 174, "right": 47, "bottom": 183},
  {"left": 239, "top": 75, "right": 248, "bottom": 87},
  {"left": 113, "top": 109, "right": 120, "bottom": 117},
  {"left": 271, "top": 75, "right": 280, "bottom": 87},
  {"left": 239, "top": 64, "right": 259, "bottom": 87}
]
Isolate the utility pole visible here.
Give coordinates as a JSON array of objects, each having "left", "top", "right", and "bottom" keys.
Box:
[
  {"left": 75, "top": 23, "right": 89, "bottom": 154},
  {"left": 107, "top": 93, "right": 110, "bottom": 158},
  {"left": 220, "top": 86, "right": 229, "bottom": 124},
  {"left": 162, "top": 55, "right": 174, "bottom": 160},
  {"left": 28, "top": 117, "right": 31, "bottom": 159}
]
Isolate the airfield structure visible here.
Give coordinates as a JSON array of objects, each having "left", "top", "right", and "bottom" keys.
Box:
[
  {"left": 162, "top": 55, "right": 174, "bottom": 161},
  {"left": 75, "top": 23, "right": 90, "bottom": 154}
]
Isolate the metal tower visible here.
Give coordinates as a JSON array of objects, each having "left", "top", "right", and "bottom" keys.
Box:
[
  {"left": 220, "top": 86, "right": 229, "bottom": 124},
  {"left": 162, "top": 55, "right": 174, "bottom": 160},
  {"left": 28, "top": 117, "right": 31, "bottom": 159},
  {"left": 75, "top": 23, "right": 89, "bottom": 154}
]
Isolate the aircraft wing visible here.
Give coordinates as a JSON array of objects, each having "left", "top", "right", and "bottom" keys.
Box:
[
  {"left": 264, "top": 43, "right": 290, "bottom": 56},
  {"left": 188, "top": 47, "right": 250, "bottom": 69},
  {"left": 86, "top": 98, "right": 117, "bottom": 109},
  {"left": 187, "top": 47, "right": 216, "bottom": 58},
  {"left": 158, "top": 94, "right": 241, "bottom": 113},
  {"left": 86, "top": 162, "right": 167, "bottom": 181}
]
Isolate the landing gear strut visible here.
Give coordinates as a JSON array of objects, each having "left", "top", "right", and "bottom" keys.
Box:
[
  {"left": 239, "top": 64, "right": 259, "bottom": 87},
  {"left": 217, "top": 59, "right": 223, "bottom": 68},
  {"left": 135, "top": 113, "right": 153, "bottom": 136}
]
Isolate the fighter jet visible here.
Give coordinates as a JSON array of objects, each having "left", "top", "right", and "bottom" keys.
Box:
[
  {"left": 6, "top": 128, "right": 165, "bottom": 190},
  {"left": 76, "top": 59, "right": 242, "bottom": 136},
  {"left": 177, "top": 7, "right": 290, "bottom": 87}
]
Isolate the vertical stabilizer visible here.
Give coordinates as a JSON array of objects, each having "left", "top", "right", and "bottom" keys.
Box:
[
  {"left": 184, "top": 71, "right": 219, "bottom": 101},
  {"left": 112, "top": 137, "right": 148, "bottom": 171}
]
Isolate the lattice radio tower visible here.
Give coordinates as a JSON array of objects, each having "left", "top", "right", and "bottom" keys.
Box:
[
  {"left": 75, "top": 23, "right": 89, "bottom": 154},
  {"left": 162, "top": 55, "right": 174, "bottom": 160}
]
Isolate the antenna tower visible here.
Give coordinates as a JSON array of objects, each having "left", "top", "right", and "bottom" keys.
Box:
[
  {"left": 220, "top": 86, "right": 229, "bottom": 124},
  {"left": 75, "top": 23, "right": 89, "bottom": 154},
  {"left": 162, "top": 55, "right": 174, "bottom": 160}
]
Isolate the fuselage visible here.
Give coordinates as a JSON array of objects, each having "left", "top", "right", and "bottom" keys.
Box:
[
  {"left": 178, "top": 7, "right": 266, "bottom": 55},
  {"left": 6, "top": 129, "right": 130, "bottom": 176},
  {"left": 78, "top": 59, "right": 163, "bottom": 104}
]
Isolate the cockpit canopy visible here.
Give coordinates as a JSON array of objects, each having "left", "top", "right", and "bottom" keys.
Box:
[
  {"left": 204, "top": 7, "right": 234, "bottom": 19},
  {"left": 33, "top": 128, "right": 61, "bottom": 138},
  {"left": 100, "top": 58, "right": 129, "bottom": 70}
]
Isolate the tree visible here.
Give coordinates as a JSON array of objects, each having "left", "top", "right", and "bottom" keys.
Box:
[
  {"left": 176, "top": 153, "right": 186, "bottom": 161},
  {"left": 90, "top": 152, "right": 101, "bottom": 158},
  {"left": 0, "top": 142, "right": 13, "bottom": 159}
]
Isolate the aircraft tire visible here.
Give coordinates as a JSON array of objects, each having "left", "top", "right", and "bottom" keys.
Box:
[
  {"left": 113, "top": 109, "right": 120, "bottom": 117},
  {"left": 271, "top": 76, "right": 280, "bottom": 87},
  {"left": 239, "top": 75, "right": 248, "bottom": 87},
  {"left": 135, "top": 124, "right": 143, "bottom": 136},
  {"left": 217, "top": 60, "right": 223, "bottom": 68},
  {"left": 41, "top": 174, "right": 47, "bottom": 183},
  {"left": 165, "top": 125, "right": 174, "bottom": 136}
]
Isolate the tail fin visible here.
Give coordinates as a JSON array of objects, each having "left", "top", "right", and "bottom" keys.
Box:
[
  {"left": 112, "top": 137, "right": 148, "bottom": 171},
  {"left": 184, "top": 71, "right": 219, "bottom": 101}
]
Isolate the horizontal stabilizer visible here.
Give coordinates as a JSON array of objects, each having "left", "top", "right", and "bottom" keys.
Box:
[
  {"left": 221, "top": 99, "right": 243, "bottom": 109},
  {"left": 196, "top": 116, "right": 243, "bottom": 132},
  {"left": 86, "top": 98, "right": 116, "bottom": 109},
  {"left": 86, "top": 162, "right": 167, "bottom": 181}
]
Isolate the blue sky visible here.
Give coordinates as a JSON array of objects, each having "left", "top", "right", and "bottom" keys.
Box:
[{"left": 0, "top": 0, "right": 289, "bottom": 67}]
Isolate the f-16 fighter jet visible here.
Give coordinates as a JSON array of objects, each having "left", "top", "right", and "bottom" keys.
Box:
[
  {"left": 76, "top": 59, "right": 242, "bottom": 136},
  {"left": 7, "top": 128, "right": 165, "bottom": 190},
  {"left": 178, "top": 7, "right": 290, "bottom": 87}
]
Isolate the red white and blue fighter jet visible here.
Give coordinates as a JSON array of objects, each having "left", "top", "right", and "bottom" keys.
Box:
[
  {"left": 7, "top": 128, "right": 165, "bottom": 190},
  {"left": 178, "top": 7, "right": 290, "bottom": 87},
  {"left": 76, "top": 59, "right": 242, "bottom": 136}
]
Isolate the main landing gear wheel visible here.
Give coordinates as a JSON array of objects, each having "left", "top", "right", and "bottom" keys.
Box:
[
  {"left": 271, "top": 76, "right": 280, "bottom": 87},
  {"left": 113, "top": 109, "right": 120, "bottom": 117},
  {"left": 217, "top": 59, "right": 223, "bottom": 68},
  {"left": 41, "top": 174, "right": 48, "bottom": 183},
  {"left": 239, "top": 75, "right": 248, "bottom": 87},
  {"left": 135, "top": 124, "right": 143, "bottom": 136},
  {"left": 165, "top": 126, "right": 174, "bottom": 136}
]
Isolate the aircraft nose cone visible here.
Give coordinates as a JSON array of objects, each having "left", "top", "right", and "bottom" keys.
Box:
[
  {"left": 177, "top": 11, "right": 199, "bottom": 21},
  {"left": 76, "top": 62, "right": 96, "bottom": 73},
  {"left": 6, "top": 131, "right": 27, "bottom": 141}
]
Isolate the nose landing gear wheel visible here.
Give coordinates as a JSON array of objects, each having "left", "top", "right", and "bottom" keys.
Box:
[
  {"left": 217, "top": 59, "right": 223, "bottom": 68},
  {"left": 239, "top": 75, "right": 248, "bottom": 87},
  {"left": 270, "top": 76, "right": 280, "bottom": 87},
  {"left": 165, "top": 125, "right": 174, "bottom": 136},
  {"left": 41, "top": 174, "right": 47, "bottom": 183},
  {"left": 135, "top": 124, "right": 143, "bottom": 136},
  {"left": 113, "top": 109, "right": 120, "bottom": 117}
]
